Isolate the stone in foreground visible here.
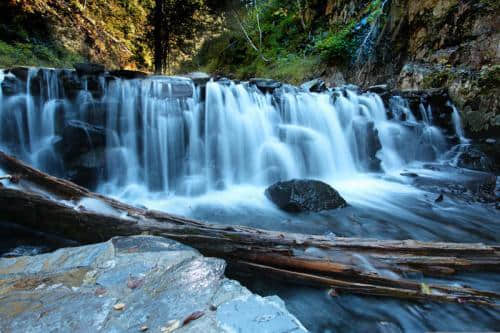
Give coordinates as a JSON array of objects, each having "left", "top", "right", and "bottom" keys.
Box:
[
  {"left": 0, "top": 235, "right": 307, "bottom": 333},
  {"left": 265, "top": 179, "right": 347, "bottom": 212}
]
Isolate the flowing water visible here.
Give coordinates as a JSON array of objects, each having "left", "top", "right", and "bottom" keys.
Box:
[{"left": 0, "top": 68, "right": 498, "bottom": 332}]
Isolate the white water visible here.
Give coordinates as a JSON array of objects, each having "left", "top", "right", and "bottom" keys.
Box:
[
  {"left": 0, "top": 68, "right": 464, "bottom": 204},
  {"left": 449, "top": 101, "right": 469, "bottom": 144}
]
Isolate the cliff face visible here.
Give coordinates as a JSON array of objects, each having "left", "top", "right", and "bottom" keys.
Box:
[
  {"left": 0, "top": 0, "right": 153, "bottom": 69},
  {"left": 318, "top": 0, "right": 499, "bottom": 138}
]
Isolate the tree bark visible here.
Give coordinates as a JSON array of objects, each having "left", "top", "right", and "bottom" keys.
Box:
[
  {"left": 154, "top": 0, "right": 164, "bottom": 74},
  {"left": 1, "top": 151, "right": 499, "bottom": 306}
]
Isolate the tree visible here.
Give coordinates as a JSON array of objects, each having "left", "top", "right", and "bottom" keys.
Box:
[{"left": 150, "top": 0, "right": 204, "bottom": 74}]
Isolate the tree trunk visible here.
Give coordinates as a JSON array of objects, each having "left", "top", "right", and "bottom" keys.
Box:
[
  {"left": 154, "top": 0, "right": 164, "bottom": 74},
  {"left": 1, "top": 151, "right": 499, "bottom": 306}
]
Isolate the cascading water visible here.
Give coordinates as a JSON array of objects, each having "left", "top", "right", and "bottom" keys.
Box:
[
  {"left": 0, "top": 68, "right": 459, "bottom": 197},
  {"left": 449, "top": 101, "right": 469, "bottom": 144}
]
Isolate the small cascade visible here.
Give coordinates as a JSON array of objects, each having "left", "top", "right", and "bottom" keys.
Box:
[
  {"left": 449, "top": 101, "right": 469, "bottom": 144},
  {"left": 354, "top": 0, "right": 388, "bottom": 66},
  {"left": 0, "top": 68, "right": 467, "bottom": 196}
]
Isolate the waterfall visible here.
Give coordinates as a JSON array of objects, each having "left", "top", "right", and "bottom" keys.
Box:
[{"left": 0, "top": 68, "right": 464, "bottom": 197}]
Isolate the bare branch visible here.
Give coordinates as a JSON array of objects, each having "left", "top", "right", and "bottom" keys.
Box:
[{"left": 231, "top": 9, "right": 270, "bottom": 62}]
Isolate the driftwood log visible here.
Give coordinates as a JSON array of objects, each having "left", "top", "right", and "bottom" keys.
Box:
[{"left": 0, "top": 151, "right": 499, "bottom": 306}]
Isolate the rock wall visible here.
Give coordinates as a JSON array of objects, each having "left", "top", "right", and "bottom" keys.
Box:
[
  {"left": 317, "top": 0, "right": 499, "bottom": 139},
  {"left": 0, "top": 0, "right": 152, "bottom": 69}
]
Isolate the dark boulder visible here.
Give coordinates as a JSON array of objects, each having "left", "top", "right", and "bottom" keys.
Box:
[
  {"left": 456, "top": 145, "right": 494, "bottom": 172},
  {"left": 7, "top": 67, "right": 30, "bottom": 81},
  {"left": 57, "top": 120, "right": 109, "bottom": 168},
  {"left": 352, "top": 121, "right": 382, "bottom": 171},
  {"left": 401, "top": 172, "right": 419, "bottom": 178},
  {"left": 74, "top": 63, "right": 106, "bottom": 77},
  {"left": 59, "top": 70, "right": 83, "bottom": 100},
  {"left": 265, "top": 179, "right": 347, "bottom": 213},
  {"left": 250, "top": 78, "right": 282, "bottom": 94},
  {"left": 300, "top": 79, "right": 327, "bottom": 93},
  {"left": 109, "top": 69, "right": 148, "bottom": 80},
  {"left": 55, "top": 120, "right": 111, "bottom": 189},
  {"left": 396, "top": 88, "right": 454, "bottom": 133},
  {"left": 0, "top": 73, "right": 23, "bottom": 97}
]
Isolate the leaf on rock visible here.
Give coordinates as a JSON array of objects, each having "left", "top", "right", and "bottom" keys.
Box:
[
  {"left": 113, "top": 303, "right": 125, "bottom": 311},
  {"left": 160, "top": 320, "right": 180, "bottom": 332},
  {"left": 94, "top": 286, "right": 107, "bottom": 296},
  {"left": 182, "top": 311, "right": 205, "bottom": 326},
  {"left": 127, "top": 276, "right": 144, "bottom": 289},
  {"left": 421, "top": 283, "right": 432, "bottom": 295}
]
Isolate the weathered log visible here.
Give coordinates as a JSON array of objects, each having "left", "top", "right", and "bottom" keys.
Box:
[{"left": 1, "top": 151, "right": 499, "bottom": 306}]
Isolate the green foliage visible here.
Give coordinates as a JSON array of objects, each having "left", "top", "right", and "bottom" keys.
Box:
[
  {"left": 187, "top": 0, "right": 388, "bottom": 83},
  {"left": 422, "top": 69, "right": 454, "bottom": 88},
  {"left": 478, "top": 65, "right": 500, "bottom": 91},
  {"left": 0, "top": 41, "right": 83, "bottom": 68},
  {"left": 314, "top": 21, "right": 357, "bottom": 62}
]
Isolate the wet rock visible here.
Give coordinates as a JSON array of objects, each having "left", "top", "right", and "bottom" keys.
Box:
[
  {"left": 149, "top": 76, "right": 194, "bottom": 99},
  {"left": 109, "top": 69, "right": 148, "bottom": 80},
  {"left": 415, "top": 164, "right": 497, "bottom": 202},
  {"left": 0, "top": 73, "right": 24, "bottom": 97},
  {"left": 300, "top": 79, "right": 327, "bottom": 93},
  {"left": 56, "top": 120, "right": 111, "bottom": 189},
  {"left": 456, "top": 146, "right": 493, "bottom": 172},
  {"left": 186, "top": 72, "right": 211, "bottom": 86},
  {"left": 60, "top": 120, "right": 108, "bottom": 161},
  {"left": 401, "top": 172, "right": 419, "bottom": 178},
  {"left": 7, "top": 66, "right": 30, "bottom": 81},
  {"left": 59, "top": 70, "right": 83, "bottom": 100},
  {"left": 395, "top": 88, "right": 455, "bottom": 133},
  {"left": 472, "top": 142, "right": 500, "bottom": 174},
  {"left": 249, "top": 78, "right": 282, "bottom": 94},
  {"left": 265, "top": 179, "right": 347, "bottom": 212},
  {"left": 0, "top": 236, "right": 306, "bottom": 333},
  {"left": 74, "top": 63, "right": 106, "bottom": 77},
  {"left": 352, "top": 121, "right": 382, "bottom": 171}
]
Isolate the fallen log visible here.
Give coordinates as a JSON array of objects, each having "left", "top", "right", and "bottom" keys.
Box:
[{"left": 0, "top": 151, "right": 499, "bottom": 306}]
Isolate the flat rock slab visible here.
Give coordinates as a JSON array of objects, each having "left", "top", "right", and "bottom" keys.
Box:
[{"left": 0, "top": 235, "right": 307, "bottom": 333}]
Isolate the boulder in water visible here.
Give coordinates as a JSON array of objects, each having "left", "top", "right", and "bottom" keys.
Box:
[
  {"left": 109, "top": 69, "right": 148, "bottom": 79},
  {"left": 60, "top": 120, "right": 108, "bottom": 159},
  {"left": 74, "top": 63, "right": 106, "bottom": 76},
  {"left": 300, "top": 79, "right": 327, "bottom": 93},
  {"left": 265, "top": 179, "right": 347, "bottom": 212},
  {"left": 186, "top": 72, "right": 211, "bottom": 85},
  {"left": 249, "top": 78, "right": 282, "bottom": 93},
  {"left": 456, "top": 146, "right": 493, "bottom": 172},
  {"left": 57, "top": 120, "right": 111, "bottom": 189},
  {"left": 6, "top": 66, "right": 30, "bottom": 81}
]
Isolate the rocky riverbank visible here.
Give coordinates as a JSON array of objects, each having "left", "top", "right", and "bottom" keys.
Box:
[{"left": 0, "top": 235, "right": 307, "bottom": 332}]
